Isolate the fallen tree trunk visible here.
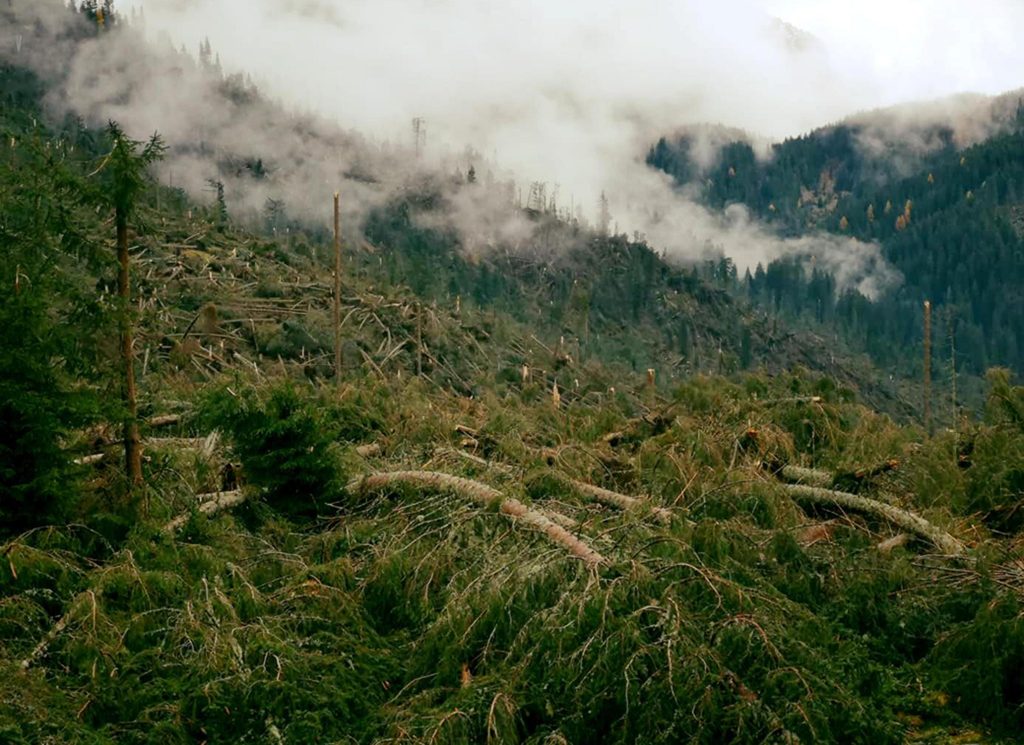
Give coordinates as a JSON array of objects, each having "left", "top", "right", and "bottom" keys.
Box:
[
  {"left": 777, "top": 465, "right": 832, "bottom": 489},
  {"left": 21, "top": 589, "right": 101, "bottom": 671},
  {"left": 73, "top": 431, "right": 220, "bottom": 466},
  {"left": 73, "top": 452, "right": 106, "bottom": 466},
  {"left": 566, "top": 479, "right": 672, "bottom": 524},
  {"left": 147, "top": 414, "right": 182, "bottom": 428},
  {"left": 433, "top": 446, "right": 516, "bottom": 475},
  {"left": 146, "top": 432, "right": 220, "bottom": 457},
  {"left": 347, "top": 471, "right": 605, "bottom": 567},
  {"left": 163, "top": 490, "right": 246, "bottom": 533},
  {"left": 438, "top": 446, "right": 670, "bottom": 525},
  {"left": 26, "top": 495, "right": 247, "bottom": 664},
  {"left": 832, "top": 459, "right": 901, "bottom": 492},
  {"left": 776, "top": 461, "right": 901, "bottom": 492},
  {"left": 601, "top": 407, "right": 677, "bottom": 448},
  {"left": 782, "top": 484, "right": 965, "bottom": 556},
  {"left": 762, "top": 396, "right": 823, "bottom": 405}
]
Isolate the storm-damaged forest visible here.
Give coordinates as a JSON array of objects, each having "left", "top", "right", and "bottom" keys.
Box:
[{"left": 3, "top": 1, "right": 1024, "bottom": 743}]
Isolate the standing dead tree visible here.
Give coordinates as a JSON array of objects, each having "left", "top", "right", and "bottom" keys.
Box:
[
  {"left": 924, "top": 299, "right": 932, "bottom": 435},
  {"left": 333, "top": 192, "right": 343, "bottom": 385}
]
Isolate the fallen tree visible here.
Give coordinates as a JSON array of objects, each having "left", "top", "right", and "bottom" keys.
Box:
[
  {"left": 20, "top": 589, "right": 101, "bottom": 671},
  {"left": 566, "top": 478, "right": 672, "bottom": 524},
  {"left": 347, "top": 471, "right": 605, "bottom": 567},
  {"left": 782, "top": 483, "right": 965, "bottom": 556},
  {"left": 434, "top": 445, "right": 671, "bottom": 524},
  {"left": 776, "top": 461, "right": 901, "bottom": 492},
  {"left": 163, "top": 490, "right": 246, "bottom": 533},
  {"left": 776, "top": 465, "right": 832, "bottom": 489}
]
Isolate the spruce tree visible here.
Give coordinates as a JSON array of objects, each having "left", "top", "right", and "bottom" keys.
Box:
[
  {"left": 96, "top": 123, "right": 165, "bottom": 491},
  {"left": 0, "top": 131, "right": 106, "bottom": 532}
]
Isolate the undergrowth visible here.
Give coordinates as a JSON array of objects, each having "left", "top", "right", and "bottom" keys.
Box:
[{"left": 2, "top": 370, "right": 1024, "bottom": 743}]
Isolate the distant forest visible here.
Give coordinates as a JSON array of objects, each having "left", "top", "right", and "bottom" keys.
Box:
[{"left": 648, "top": 108, "right": 1024, "bottom": 378}]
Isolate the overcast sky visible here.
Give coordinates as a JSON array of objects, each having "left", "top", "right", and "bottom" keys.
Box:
[
  {"left": 126, "top": 0, "right": 1024, "bottom": 134},
  {"left": 766, "top": 0, "right": 1024, "bottom": 104},
  {"left": 121, "top": 0, "right": 1024, "bottom": 219}
]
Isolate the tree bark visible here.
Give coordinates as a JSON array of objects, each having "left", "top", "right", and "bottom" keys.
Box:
[
  {"left": 777, "top": 465, "right": 833, "bottom": 488},
  {"left": 333, "top": 192, "right": 343, "bottom": 386},
  {"left": 924, "top": 299, "right": 932, "bottom": 435},
  {"left": 416, "top": 302, "right": 423, "bottom": 377},
  {"left": 117, "top": 209, "right": 142, "bottom": 488},
  {"left": 164, "top": 490, "right": 246, "bottom": 533},
  {"left": 567, "top": 478, "right": 672, "bottom": 524},
  {"left": 348, "top": 471, "right": 606, "bottom": 566},
  {"left": 782, "top": 483, "right": 964, "bottom": 555}
]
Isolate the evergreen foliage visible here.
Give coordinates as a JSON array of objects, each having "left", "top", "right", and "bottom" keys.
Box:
[
  {"left": 0, "top": 111, "right": 110, "bottom": 532},
  {"left": 99, "top": 123, "right": 165, "bottom": 224},
  {"left": 200, "top": 381, "right": 371, "bottom": 517},
  {"left": 648, "top": 114, "right": 1024, "bottom": 378},
  {"left": 4, "top": 367, "right": 1024, "bottom": 742}
]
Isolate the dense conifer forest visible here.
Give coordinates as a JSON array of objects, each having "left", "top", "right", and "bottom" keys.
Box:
[{"left": 648, "top": 103, "right": 1024, "bottom": 378}]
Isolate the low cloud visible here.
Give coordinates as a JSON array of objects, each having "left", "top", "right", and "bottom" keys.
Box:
[
  {"left": 8, "top": 0, "right": 1019, "bottom": 297},
  {"left": 617, "top": 170, "right": 902, "bottom": 299}
]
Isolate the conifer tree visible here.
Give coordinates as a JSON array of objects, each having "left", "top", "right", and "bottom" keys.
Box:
[
  {"left": 97, "top": 123, "right": 165, "bottom": 491},
  {"left": 1, "top": 130, "right": 107, "bottom": 532}
]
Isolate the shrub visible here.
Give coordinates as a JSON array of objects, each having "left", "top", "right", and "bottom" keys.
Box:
[
  {"left": 201, "top": 381, "right": 352, "bottom": 517},
  {"left": 928, "top": 594, "right": 1024, "bottom": 735},
  {"left": 961, "top": 369, "right": 1024, "bottom": 529},
  {"left": 0, "top": 293, "right": 99, "bottom": 535}
]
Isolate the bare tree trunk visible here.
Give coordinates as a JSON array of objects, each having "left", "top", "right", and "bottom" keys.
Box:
[
  {"left": 416, "top": 302, "right": 423, "bottom": 377},
  {"left": 782, "top": 483, "right": 964, "bottom": 555},
  {"left": 950, "top": 310, "right": 957, "bottom": 461},
  {"left": 164, "top": 490, "right": 246, "bottom": 533},
  {"left": 333, "top": 192, "right": 343, "bottom": 386},
  {"left": 117, "top": 209, "right": 142, "bottom": 488},
  {"left": 923, "top": 299, "right": 932, "bottom": 435},
  {"left": 567, "top": 478, "right": 672, "bottom": 524}
]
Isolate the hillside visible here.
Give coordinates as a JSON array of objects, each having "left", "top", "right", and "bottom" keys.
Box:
[
  {"left": 0, "top": 0, "right": 916, "bottom": 416},
  {"left": 648, "top": 95, "right": 1024, "bottom": 381},
  {"left": 3, "top": 3, "right": 1024, "bottom": 744}
]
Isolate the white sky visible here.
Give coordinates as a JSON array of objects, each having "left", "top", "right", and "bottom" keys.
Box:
[
  {"left": 121, "top": 0, "right": 1024, "bottom": 215},
  {"left": 765, "top": 0, "right": 1024, "bottom": 105},
  {"left": 125, "top": 0, "right": 1024, "bottom": 137}
]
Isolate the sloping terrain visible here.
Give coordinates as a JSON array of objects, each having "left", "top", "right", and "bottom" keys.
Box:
[
  {"left": 648, "top": 96, "right": 1024, "bottom": 379},
  {"left": 5, "top": 355, "right": 1024, "bottom": 743},
  {"left": 2, "top": 79, "right": 1023, "bottom": 745},
  {"left": 3, "top": 4, "right": 1024, "bottom": 744}
]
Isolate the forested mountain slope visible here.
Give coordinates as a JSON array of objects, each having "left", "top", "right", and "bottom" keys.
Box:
[
  {"left": 0, "top": 0, "right": 914, "bottom": 415},
  {"left": 648, "top": 98, "right": 1024, "bottom": 378}
]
